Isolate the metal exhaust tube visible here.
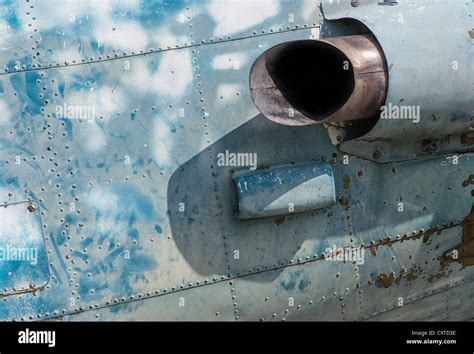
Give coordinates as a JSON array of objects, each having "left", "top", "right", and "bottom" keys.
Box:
[{"left": 249, "top": 35, "right": 388, "bottom": 126}]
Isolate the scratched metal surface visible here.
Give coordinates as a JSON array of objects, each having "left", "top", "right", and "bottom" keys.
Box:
[{"left": 0, "top": 0, "right": 472, "bottom": 321}]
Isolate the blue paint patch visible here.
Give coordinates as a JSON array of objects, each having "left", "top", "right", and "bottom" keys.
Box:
[
  {"left": 279, "top": 270, "right": 303, "bottom": 292},
  {"left": 78, "top": 274, "right": 109, "bottom": 298},
  {"left": 86, "top": 161, "right": 106, "bottom": 169},
  {"left": 5, "top": 177, "right": 20, "bottom": 188},
  {"left": 158, "top": 116, "right": 177, "bottom": 133},
  {"left": 279, "top": 279, "right": 296, "bottom": 292},
  {"left": 25, "top": 71, "right": 44, "bottom": 112},
  {"left": 60, "top": 118, "right": 74, "bottom": 140},
  {"left": 2, "top": 0, "right": 20, "bottom": 30},
  {"left": 128, "top": 228, "right": 139, "bottom": 238},
  {"left": 113, "top": 184, "right": 156, "bottom": 221},
  {"left": 64, "top": 214, "right": 78, "bottom": 224},
  {"left": 90, "top": 38, "right": 105, "bottom": 55},
  {"left": 71, "top": 250, "right": 89, "bottom": 261},
  {"left": 58, "top": 79, "right": 65, "bottom": 98},
  {"left": 298, "top": 279, "right": 310, "bottom": 292},
  {"left": 56, "top": 229, "right": 67, "bottom": 246},
  {"left": 80, "top": 237, "right": 93, "bottom": 249},
  {"left": 128, "top": 212, "right": 137, "bottom": 227}
]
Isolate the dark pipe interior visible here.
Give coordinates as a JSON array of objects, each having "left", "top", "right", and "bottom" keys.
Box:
[{"left": 265, "top": 40, "right": 355, "bottom": 121}]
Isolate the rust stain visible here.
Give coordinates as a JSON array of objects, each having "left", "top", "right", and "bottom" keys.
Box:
[
  {"left": 342, "top": 175, "right": 351, "bottom": 190},
  {"left": 438, "top": 209, "right": 474, "bottom": 271},
  {"left": 376, "top": 272, "right": 395, "bottom": 288},
  {"left": 337, "top": 195, "right": 350, "bottom": 209},
  {"left": 405, "top": 264, "right": 423, "bottom": 282},
  {"left": 44, "top": 316, "right": 64, "bottom": 322},
  {"left": 369, "top": 245, "right": 377, "bottom": 256},
  {"left": 375, "top": 264, "right": 423, "bottom": 288},
  {"left": 256, "top": 163, "right": 271, "bottom": 171},
  {"left": 372, "top": 149, "right": 382, "bottom": 160},
  {"left": 398, "top": 228, "right": 438, "bottom": 245},
  {"left": 439, "top": 251, "right": 453, "bottom": 272},
  {"left": 469, "top": 30, "right": 474, "bottom": 39},
  {"left": 421, "top": 229, "right": 437, "bottom": 244},
  {"left": 427, "top": 272, "right": 446, "bottom": 283},
  {"left": 462, "top": 175, "right": 474, "bottom": 187},
  {"left": 274, "top": 215, "right": 286, "bottom": 225},
  {"left": 370, "top": 228, "right": 441, "bottom": 255},
  {"left": 366, "top": 219, "right": 470, "bottom": 285},
  {"left": 422, "top": 139, "right": 436, "bottom": 154},
  {"left": 380, "top": 237, "right": 395, "bottom": 247},
  {"left": 461, "top": 132, "right": 474, "bottom": 145},
  {"left": 440, "top": 208, "right": 474, "bottom": 271}
]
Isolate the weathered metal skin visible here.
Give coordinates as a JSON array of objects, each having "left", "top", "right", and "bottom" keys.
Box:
[
  {"left": 249, "top": 35, "right": 387, "bottom": 125},
  {"left": 251, "top": 0, "right": 473, "bottom": 162},
  {"left": 321, "top": 0, "right": 474, "bottom": 162},
  {"left": 0, "top": 0, "right": 471, "bottom": 322}
]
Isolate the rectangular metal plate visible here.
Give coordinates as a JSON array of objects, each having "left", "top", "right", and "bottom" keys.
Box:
[
  {"left": 0, "top": 202, "right": 49, "bottom": 295},
  {"left": 232, "top": 162, "right": 336, "bottom": 219}
]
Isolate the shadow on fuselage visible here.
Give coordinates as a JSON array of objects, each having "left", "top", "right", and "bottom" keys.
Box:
[{"left": 167, "top": 114, "right": 340, "bottom": 281}]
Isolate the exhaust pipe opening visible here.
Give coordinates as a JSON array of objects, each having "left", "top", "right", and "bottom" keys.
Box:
[
  {"left": 250, "top": 35, "right": 388, "bottom": 126},
  {"left": 265, "top": 40, "right": 355, "bottom": 122}
]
